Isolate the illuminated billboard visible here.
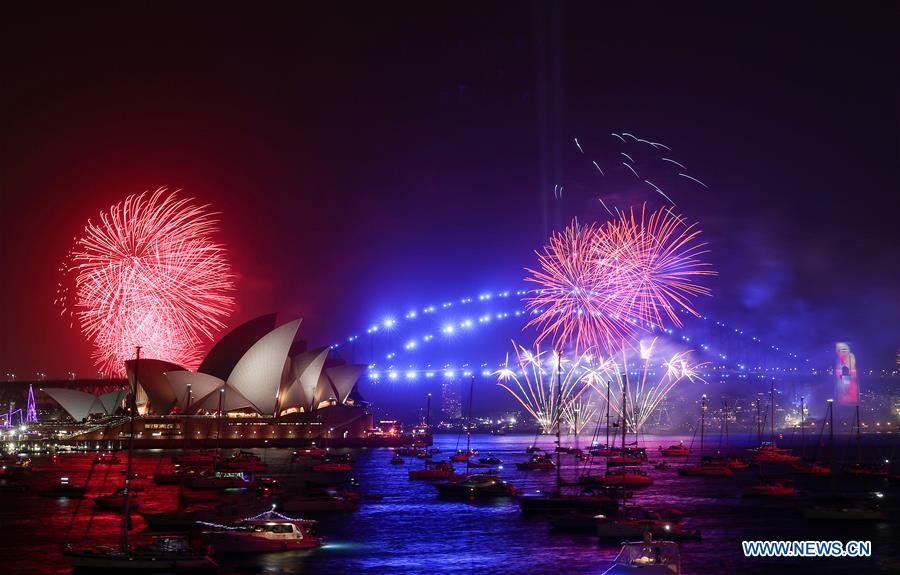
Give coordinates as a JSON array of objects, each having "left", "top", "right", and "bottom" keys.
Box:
[{"left": 834, "top": 342, "right": 859, "bottom": 405}]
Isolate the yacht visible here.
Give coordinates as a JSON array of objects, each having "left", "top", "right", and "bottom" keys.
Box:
[
  {"left": 202, "top": 509, "right": 322, "bottom": 553},
  {"left": 741, "top": 480, "right": 795, "bottom": 497},
  {"left": 434, "top": 473, "right": 517, "bottom": 499},
  {"left": 754, "top": 443, "right": 800, "bottom": 463},
  {"left": 409, "top": 461, "right": 455, "bottom": 480},
  {"left": 658, "top": 444, "right": 690, "bottom": 457},
  {"left": 217, "top": 451, "right": 268, "bottom": 472},
  {"left": 677, "top": 461, "right": 733, "bottom": 477},
  {"left": 597, "top": 517, "right": 699, "bottom": 541},
  {"left": 602, "top": 468, "right": 654, "bottom": 486},
  {"left": 40, "top": 476, "right": 86, "bottom": 498},
  {"left": 790, "top": 461, "right": 832, "bottom": 475},
  {"left": 601, "top": 536, "right": 681, "bottom": 574},
  {"left": 93, "top": 452, "right": 121, "bottom": 465},
  {"left": 516, "top": 453, "right": 556, "bottom": 471},
  {"left": 187, "top": 470, "right": 248, "bottom": 489}
]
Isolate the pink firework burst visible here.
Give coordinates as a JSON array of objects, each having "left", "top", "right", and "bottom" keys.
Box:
[
  {"left": 524, "top": 205, "right": 714, "bottom": 353},
  {"left": 524, "top": 221, "right": 638, "bottom": 354},
  {"left": 62, "top": 188, "right": 235, "bottom": 374},
  {"left": 596, "top": 204, "right": 715, "bottom": 329}
]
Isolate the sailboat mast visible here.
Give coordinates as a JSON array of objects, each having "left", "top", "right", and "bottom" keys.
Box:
[
  {"left": 121, "top": 346, "right": 140, "bottom": 553},
  {"left": 770, "top": 379, "right": 776, "bottom": 444},
  {"left": 466, "top": 376, "right": 474, "bottom": 475},
  {"left": 605, "top": 381, "right": 611, "bottom": 458},
  {"left": 799, "top": 396, "right": 805, "bottom": 456},
  {"left": 555, "top": 349, "right": 562, "bottom": 495},
  {"left": 699, "top": 394, "right": 706, "bottom": 459},
  {"left": 621, "top": 373, "right": 627, "bottom": 508},
  {"left": 756, "top": 398, "right": 761, "bottom": 445},
  {"left": 724, "top": 400, "right": 729, "bottom": 454}
]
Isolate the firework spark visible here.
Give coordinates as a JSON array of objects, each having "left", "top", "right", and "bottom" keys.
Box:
[
  {"left": 495, "top": 343, "right": 596, "bottom": 434},
  {"left": 60, "top": 188, "right": 235, "bottom": 374}
]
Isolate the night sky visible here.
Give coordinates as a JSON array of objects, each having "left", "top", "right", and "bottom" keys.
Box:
[{"left": 2, "top": 2, "right": 898, "bottom": 384}]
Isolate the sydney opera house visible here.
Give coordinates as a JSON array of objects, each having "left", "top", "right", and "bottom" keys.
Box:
[{"left": 39, "top": 315, "right": 409, "bottom": 448}]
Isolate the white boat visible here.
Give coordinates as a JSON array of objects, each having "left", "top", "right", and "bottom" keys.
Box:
[
  {"left": 602, "top": 537, "right": 681, "bottom": 574},
  {"left": 201, "top": 509, "right": 322, "bottom": 553}
]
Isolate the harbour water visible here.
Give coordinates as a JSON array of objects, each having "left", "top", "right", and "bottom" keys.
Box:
[{"left": 1, "top": 434, "right": 897, "bottom": 574}]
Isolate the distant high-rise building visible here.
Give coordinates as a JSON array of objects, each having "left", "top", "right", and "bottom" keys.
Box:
[{"left": 441, "top": 380, "right": 462, "bottom": 419}]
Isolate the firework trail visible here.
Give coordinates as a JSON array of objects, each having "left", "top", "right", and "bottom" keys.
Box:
[
  {"left": 495, "top": 343, "right": 597, "bottom": 435},
  {"left": 564, "top": 131, "right": 710, "bottom": 213},
  {"left": 59, "top": 188, "right": 235, "bottom": 374}
]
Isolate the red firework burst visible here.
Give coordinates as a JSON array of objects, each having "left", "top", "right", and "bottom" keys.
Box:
[
  {"left": 524, "top": 205, "right": 715, "bottom": 353},
  {"left": 61, "top": 188, "right": 235, "bottom": 374}
]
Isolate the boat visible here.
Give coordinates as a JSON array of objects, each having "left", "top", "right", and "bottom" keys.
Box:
[
  {"left": 389, "top": 454, "right": 405, "bottom": 464},
  {"left": 653, "top": 462, "right": 671, "bottom": 471},
  {"left": 291, "top": 447, "right": 327, "bottom": 460},
  {"left": 607, "top": 455, "right": 646, "bottom": 467},
  {"left": 201, "top": 509, "right": 322, "bottom": 553},
  {"left": 94, "top": 488, "right": 140, "bottom": 512},
  {"left": 434, "top": 473, "right": 517, "bottom": 499},
  {"left": 791, "top": 461, "right": 832, "bottom": 475},
  {"left": 516, "top": 453, "right": 556, "bottom": 471},
  {"left": 677, "top": 461, "right": 733, "bottom": 477},
  {"left": 450, "top": 449, "right": 477, "bottom": 462},
  {"left": 844, "top": 463, "right": 890, "bottom": 478},
  {"left": 525, "top": 445, "right": 543, "bottom": 454},
  {"left": 64, "top": 536, "right": 217, "bottom": 571},
  {"left": 801, "top": 495, "right": 888, "bottom": 520},
  {"left": 255, "top": 477, "right": 284, "bottom": 496},
  {"left": 93, "top": 452, "right": 121, "bottom": 465},
  {"left": 550, "top": 507, "right": 684, "bottom": 533},
  {"left": 741, "top": 480, "right": 795, "bottom": 497},
  {"left": 478, "top": 454, "right": 503, "bottom": 465},
  {"left": 754, "top": 443, "right": 801, "bottom": 463},
  {"left": 394, "top": 446, "right": 420, "bottom": 457},
  {"left": 723, "top": 457, "right": 750, "bottom": 471},
  {"left": 187, "top": 471, "right": 248, "bottom": 489},
  {"left": 216, "top": 451, "right": 268, "bottom": 472},
  {"left": 409, "top": 461, "right": 456, "bottom": 480},
  {"left": 601, "top": 535, "right": 682, "bottom": 574},
  {"left": 602, "top": 468, "right": 654, "bottom": 487},
  {"left": 658, "top": 443, "right": 691, "bottom": 457},
  {"left": 597, "top": 517, "right": 700, "bottom": 541},
  {"left": 40, "top": 476, "right": 86, "bottom": 498}
]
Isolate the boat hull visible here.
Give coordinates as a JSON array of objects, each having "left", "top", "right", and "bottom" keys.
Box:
[{"left": 207, "top": 534, "right": 321, "bottom": 553}]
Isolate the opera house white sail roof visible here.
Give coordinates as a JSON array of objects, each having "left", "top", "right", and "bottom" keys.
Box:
[{"left": 44, "top": 315, "right": 367, "bottom": 421}]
